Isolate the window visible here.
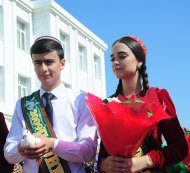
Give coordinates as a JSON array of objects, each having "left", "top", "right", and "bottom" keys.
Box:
[
  {"left": 60, "top": 33, "right": 70, "bottom": 62},
  {"left": 78, "top": 45, "right": 87, "bottom": 72},
  {"left": 94, "top": 55, "right": 101, "bottom": 80},
  {"left": 17, "top": 20, "right": 26, "bottom": 50},
  {"left": 0, "top": 66, "right": 4, "bottom": 102},
  {"left": 18, "top": 75, "right": 30, "bottom": 98}
]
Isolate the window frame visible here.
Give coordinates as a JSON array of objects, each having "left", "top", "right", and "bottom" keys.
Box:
[{"left": 17, "top": 20, "right": 26, "bottom": 51}]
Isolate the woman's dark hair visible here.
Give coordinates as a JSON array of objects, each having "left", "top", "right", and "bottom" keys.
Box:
[
  {"left": 30, "top": 36, "right": 64, "bottom": 60},
  {"left": 114, "top": 36, "right": 149, "bottom": 96}
]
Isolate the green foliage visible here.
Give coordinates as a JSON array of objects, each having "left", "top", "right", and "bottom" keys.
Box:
[{"left": 167, "top": 162, "right": 190, "bottom": 173}]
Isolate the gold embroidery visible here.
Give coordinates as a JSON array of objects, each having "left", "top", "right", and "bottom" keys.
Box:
[{"left": 44, "top": 152, "right": 64, "bottom": 172}]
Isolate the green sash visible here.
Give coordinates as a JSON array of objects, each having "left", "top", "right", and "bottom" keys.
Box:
[{"left": 21, "top": 90, "right": 71, "bottom": 173}]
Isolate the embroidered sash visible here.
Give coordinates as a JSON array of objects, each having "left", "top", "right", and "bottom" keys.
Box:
[{"left": 21, "top": 90, "right": 71, "bottom": 173}]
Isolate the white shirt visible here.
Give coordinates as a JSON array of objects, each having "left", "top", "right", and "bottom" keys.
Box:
[{"left": 4, "top": 83, "right": 98, "bottom": 173}]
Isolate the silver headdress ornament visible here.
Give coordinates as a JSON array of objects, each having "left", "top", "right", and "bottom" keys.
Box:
[{"left": 34, "top": 36, "right": 62, "bottom": 45}]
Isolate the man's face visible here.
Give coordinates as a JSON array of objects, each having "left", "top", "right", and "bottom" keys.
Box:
[{"left": 32, "top": 50, "right": 65, "bottom": 91}]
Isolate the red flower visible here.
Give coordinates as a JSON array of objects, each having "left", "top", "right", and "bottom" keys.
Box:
[{"left": 85, "top": 88, "right": 171, "bottom": 157}]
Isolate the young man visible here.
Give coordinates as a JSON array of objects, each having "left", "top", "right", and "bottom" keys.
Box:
[{"left": 4, "top": 36, "right": 98, "bottom": 173}]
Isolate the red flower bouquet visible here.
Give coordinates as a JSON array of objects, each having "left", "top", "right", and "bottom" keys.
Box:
[{"left": 85, "top": 88, "right": 171, "bottom": 157}]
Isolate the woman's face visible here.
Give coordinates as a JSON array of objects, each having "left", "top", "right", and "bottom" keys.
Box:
[{"left": 110, "top": 42, "right": 140, "bottom": 79}]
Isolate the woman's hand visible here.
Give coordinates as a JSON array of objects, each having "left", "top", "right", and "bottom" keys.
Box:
[
  {"left": 131, "top": 155, "right": 153, "bottom": 172},
  {"left": 17, "top": 133, "right": 55, "bottom": 159},
  {"left": 100, "top": 155, "right": 153, "bottom": 173}
]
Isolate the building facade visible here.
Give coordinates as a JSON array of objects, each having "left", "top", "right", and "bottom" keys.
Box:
[{"left": 0, "top": 0, "right": 107, "bottom": 126}]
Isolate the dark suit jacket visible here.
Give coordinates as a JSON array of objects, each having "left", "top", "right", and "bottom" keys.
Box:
[{"left": 0, "top": 112, "right": 14, "bottom": 173}]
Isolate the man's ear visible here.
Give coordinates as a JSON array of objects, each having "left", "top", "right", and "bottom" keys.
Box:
[{"left": 60, "top": 59, "right": 65, "bottom": 70}]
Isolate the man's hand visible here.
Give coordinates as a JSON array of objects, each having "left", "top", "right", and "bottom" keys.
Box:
[{"left": 17, "top": 133, "right": 55, "bottom": 159}]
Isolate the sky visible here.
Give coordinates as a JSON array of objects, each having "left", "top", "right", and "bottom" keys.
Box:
[{"left": 55, "top": 0, "right": 190, "bottom": 128}]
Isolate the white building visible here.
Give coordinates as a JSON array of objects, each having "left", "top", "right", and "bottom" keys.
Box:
[{"left": 0, "top": 0, "right": 108, "bottom": 126}]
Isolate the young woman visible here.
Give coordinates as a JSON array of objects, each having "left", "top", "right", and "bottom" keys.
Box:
[{"left": 97, "top": 36, "right": 188, "bottom": 173}]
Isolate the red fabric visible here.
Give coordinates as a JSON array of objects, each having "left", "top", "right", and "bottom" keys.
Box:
[
  {"left": 156, "top": 88, "right": 177, "bottom": 118},
  {"left": 85, "top": 88, "right": 171, "bottom": 157},
  {"left": 0, "top": 112, "right": 14, "bottom": 173},
  {"left": 147, "top": 88, "right": 188, "bottom": 168}
]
